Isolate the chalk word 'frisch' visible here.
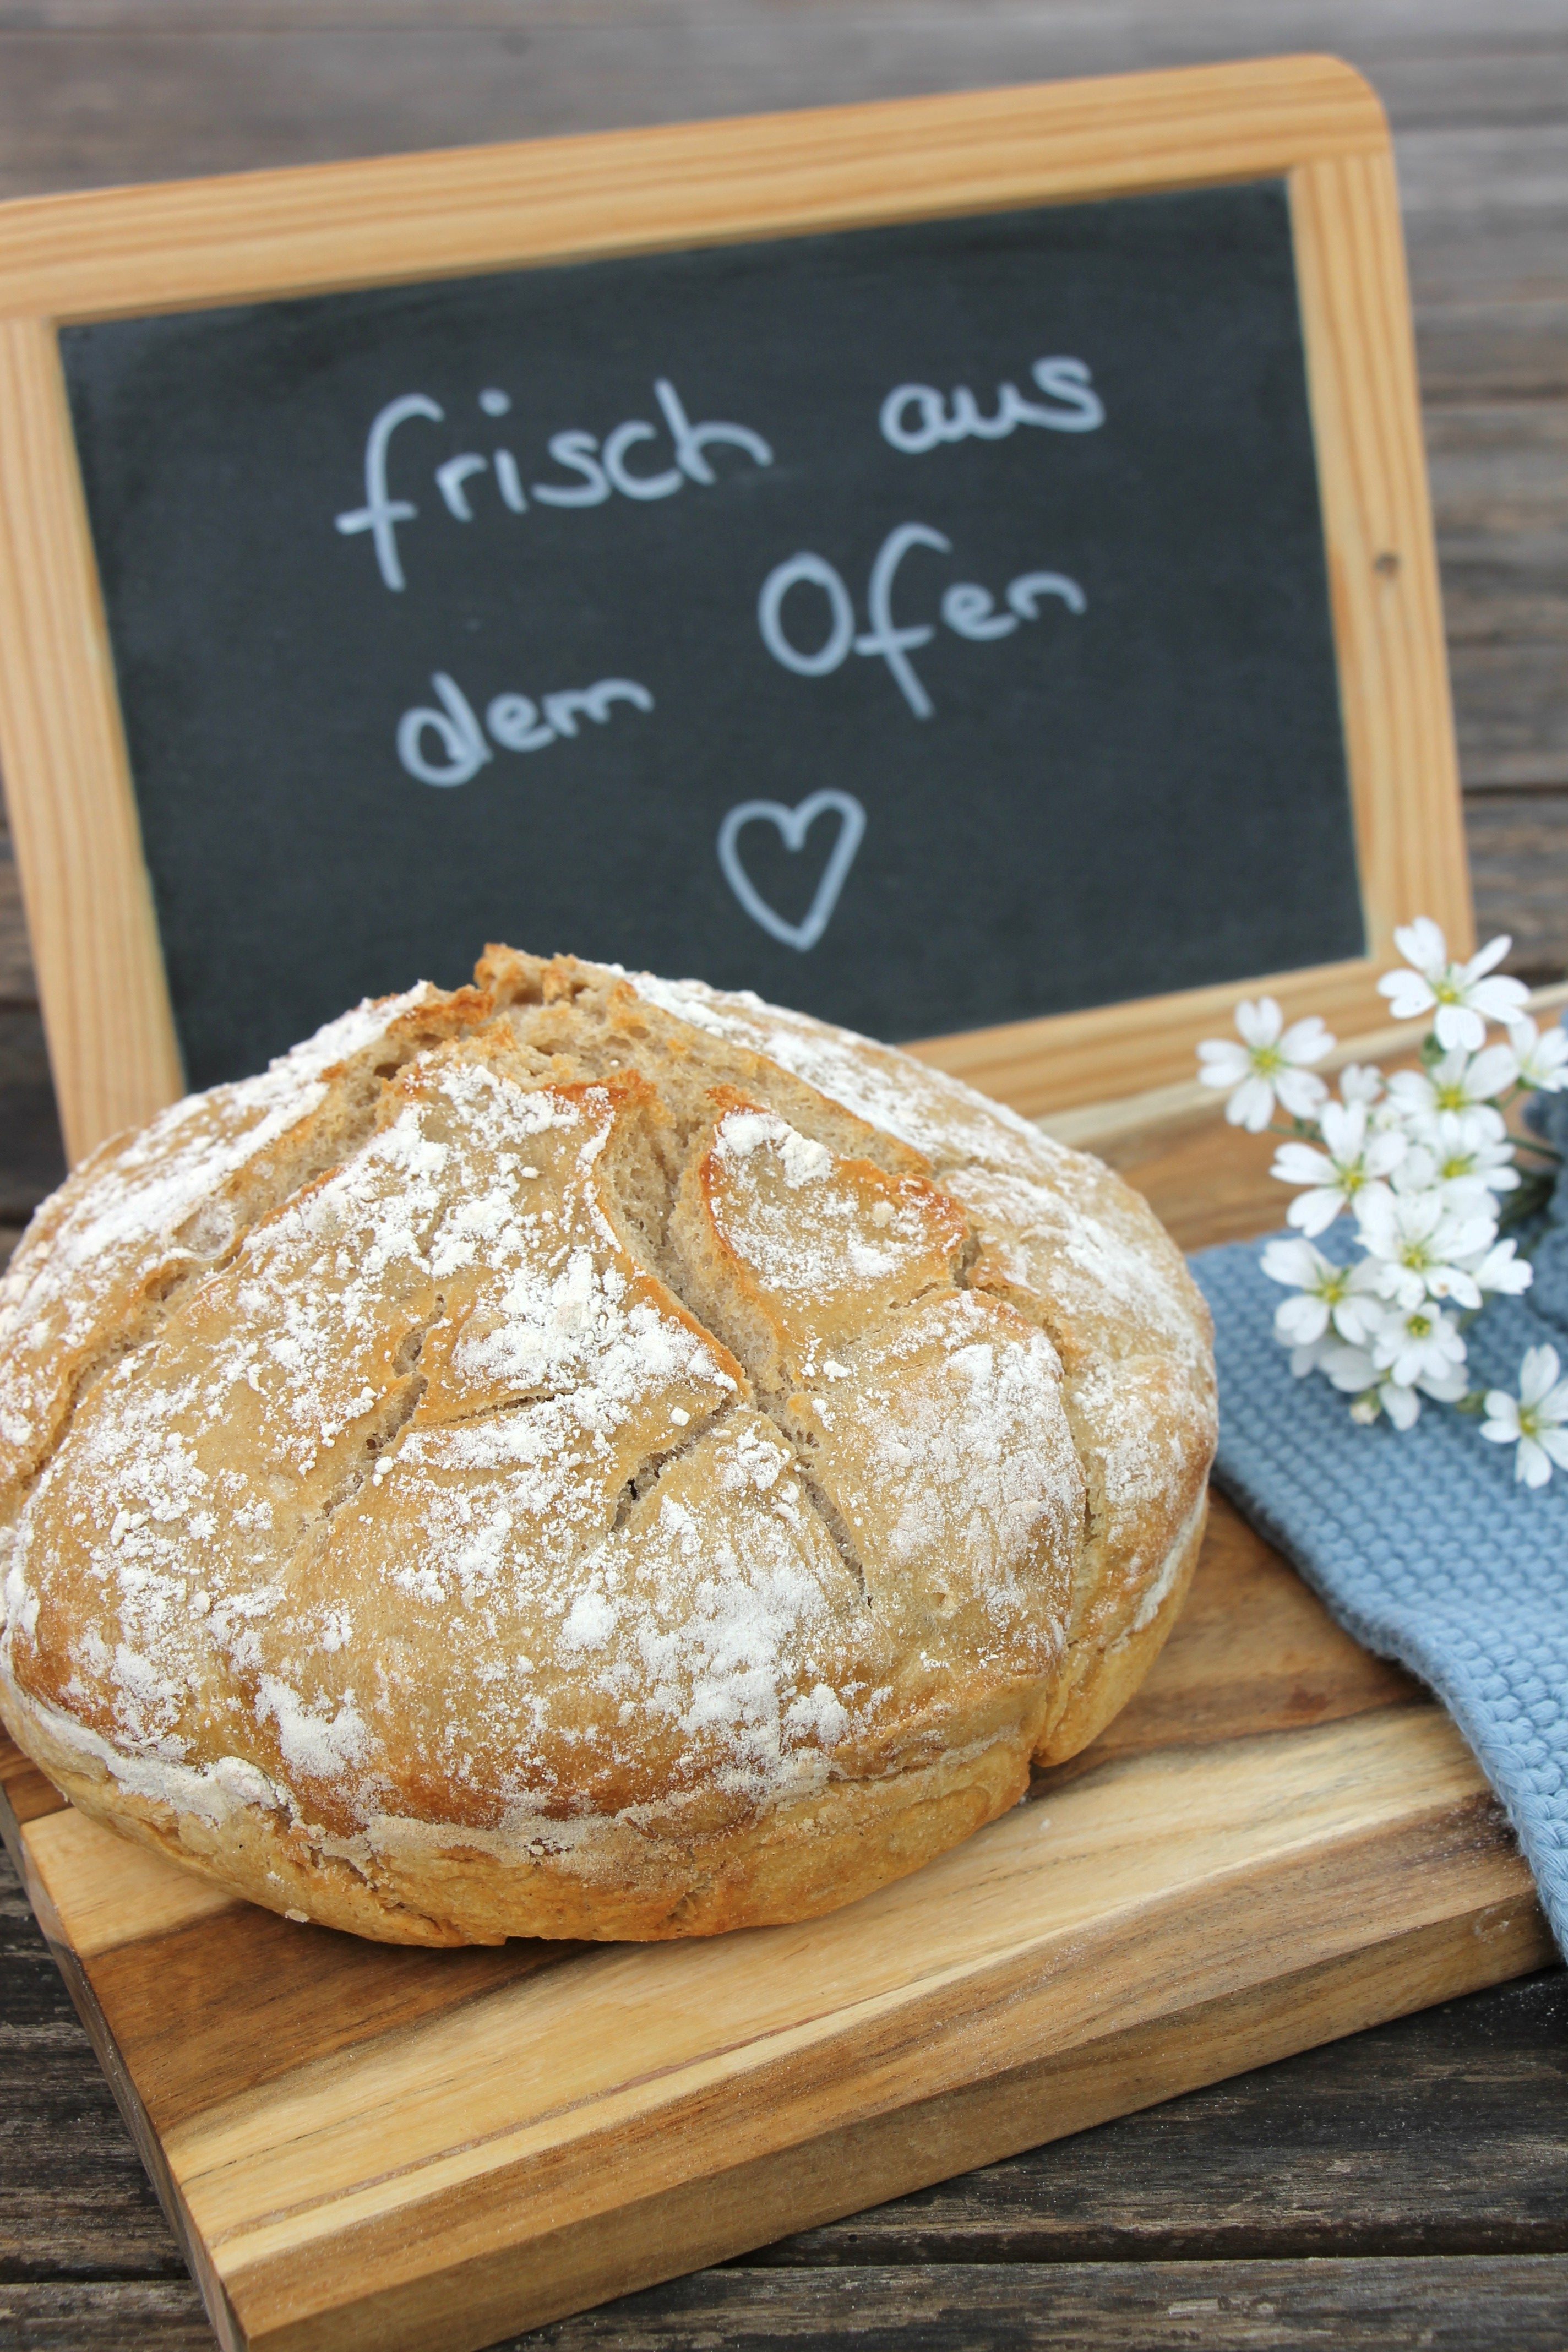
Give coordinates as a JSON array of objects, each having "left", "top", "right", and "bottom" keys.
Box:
[
  {"left": 396, "top": 670, "right": 654, "bottom": 787},
  {"left": 758, "top": 523, "right": 1086, "bottom": 718},
  {"left": 336, "top": 379, "right": 772, "bottom": 592}
]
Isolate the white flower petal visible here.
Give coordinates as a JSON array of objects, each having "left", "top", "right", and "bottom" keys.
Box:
[
  {"left": 1381, "top": 1380, "right": 1422, "bottom": 1431},
  {"left": 1466, "top": 973, "right": 1529, "bottom": 1024},
  {"left": 1363, "top": 1132, "right": 1408, "bottom": 1178},
  {"left": 1318, "top": 1099, "right": 1368, "bottom": 1158},
  {"left": 1275, "top": 1066, "right": 1330, "bottom": 1120},
  {"left": 1272, "top": 1141, "right": 1336, "bottom": 1186},
  {"left": 1338, "top": 1062, "right": 1384, "bottom": 1105},
  {"left": 1278, "top": 1015, "right": 1335, "bottom": 1066},
  {"left": 1393, "top": 917, "right": 1447, "bottom": 977},
  {"left": 1226, "top": 1073, "right": 1277, "bottom": 1133},
  {"left": 1286, "top": 1189, "right": 1346, "bottom": 1239},
  {"left": 1434, "top": 1001, "right": 1486, "bottom": 1053},
  {"left": 1460, "top": 934, "right": 1511, "bottom": 984},
  {"left": 1516, "top": 1434, "right": 1553, "bottom": 1487},
  {"left": 1260, "top": 1237, "right": 1326, "bottom": 1287},
  {"left": 1322, "top": 1343, "right": 1376, "bottom": 1393},
  {"left": 1197, "top": 1039, "right": 1250, "bottom": 1086},
  {"left": 1464, "top": 1044, "right": 1519, "bottom": 1099},
  {"left": 1379, "top": 971, "right": 1438, "bottom": 1021},
  {"left": 1276, "top": 1293, "right": 1330, "bottom": 1344},
  {"left": 1234, "top": 996, "right": 1283, "bottom": 1049}
]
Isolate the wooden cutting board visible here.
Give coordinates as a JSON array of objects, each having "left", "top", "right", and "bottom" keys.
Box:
[
  {"left": 0, "top": 1492, "right": 1551, "bottom": 2352},
  {"left": 2, "top": 1065, "right": 1558, "bottom": 2352}
]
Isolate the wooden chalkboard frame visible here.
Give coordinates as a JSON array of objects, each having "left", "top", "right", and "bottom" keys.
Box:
[{"left": 0, "top": 53, "right": 1469, "bottom": 1164}]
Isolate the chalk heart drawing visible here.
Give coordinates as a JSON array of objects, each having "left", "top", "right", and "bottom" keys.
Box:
[{"left": 717, "top": 791, "right": 867, "bottom": 952}]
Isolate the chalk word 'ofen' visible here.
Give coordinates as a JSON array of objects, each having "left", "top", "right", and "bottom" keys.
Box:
[
  {"left": 758, "top": 524, "right": 1085, "bottom": 718},
  {"left": 396, "top": 670, "right": 654, "bottom": 787}
]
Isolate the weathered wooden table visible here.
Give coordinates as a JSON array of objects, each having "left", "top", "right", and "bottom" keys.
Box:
[{"left": 1, "top": 5, "right": 1565, "bottom": 2345}]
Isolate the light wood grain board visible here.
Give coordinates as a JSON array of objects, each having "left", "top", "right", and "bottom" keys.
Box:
[{"left": 0, "top": 1492, "right": 1551, "bottom": 2352}]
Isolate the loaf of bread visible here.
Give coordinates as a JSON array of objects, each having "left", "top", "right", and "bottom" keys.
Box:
[{"left": 0, "top": 951, "right": 1216, "bottom": 1943}]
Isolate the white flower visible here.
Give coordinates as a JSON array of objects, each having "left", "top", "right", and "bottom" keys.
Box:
[
  {"left": 1464, "top": 1235, "right": 1534, "bottom": 1299},
  {"left": 1271, "top": 1100, "right": 1405, "bottom": 1237},
  {"left": 1395, "top": 1108, "right": 1518, "bottom": 1207},
  {"left": 1366, "top": 1298, "right": 1469, "bottom": 1391},
  {"left": 1480, "top": 1344, "right": 1568, "bottom": 1487},
  {"left": 1508, "top": 1015, "right": 1568, "bottom": 1095},
  {"left": 1319, "top": 1341, "right": 1446, "bottom": 1430},
  {"left": 1355, "top": 1189, "right": 1496, "bottom": 1310},
  {"left": 1337, "top": 1062, "right": 1385, "bottom": 1107},
  {"left": 1385, "top": 1044, "right": 1517, "bottom": 1126},
  {"left": 1197, "top": 999, "right": 1335, "bottom": 1131},
  {"left": 1377, "top": 919, "right": 1529, "bottom": 1052},
  {"left": 1260, "top": 1237, "right": 1383, "bottom": 1348}
]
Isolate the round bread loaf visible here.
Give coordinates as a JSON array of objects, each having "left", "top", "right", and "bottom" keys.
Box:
[{"left": 0, "top": 950, "right": 1216, "bottom": 1943}]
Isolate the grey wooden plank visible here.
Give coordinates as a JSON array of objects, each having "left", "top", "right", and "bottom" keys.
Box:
[
  {"left": 0, "top": 1850, "right": 181, "bottom": 2283},
  {"left": 0, "top": 2282, "right": 213, "bottom": 2349},
  {"left": 0, "top": 18, "right": 1565, "bottom": 203},
  {"left": 0, "top": 825, "right": 36, "bottom": 1004},
  {"left": 1417, "top": 301, "right": 1568, "bottom": 401},
  {"left": 1453, "top": 645, "right": 1568, "bottom": 796},
  {"left": 1466, "top": 791, "right": 1568, "bottom": 977},
  {"left": 0, "top": 1009, "right": 65, "bottom": 1219},
  {"left": 517, "top": 2258, "right": 1568, "bottom": 2350},
  {"left": 2, "top": 0, "right": 1566, "bottom": 50},
  {"left": 8, "top": 2262, "right": 1567, "bottom": 2352}
]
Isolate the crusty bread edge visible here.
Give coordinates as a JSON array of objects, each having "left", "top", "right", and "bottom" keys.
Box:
[
  {"left": 0, "top": 1486, "right": 1210, "bottom": 1945},
  {"left": 1036, "top": 1485, "right": 1209, "bottom": 1766}
]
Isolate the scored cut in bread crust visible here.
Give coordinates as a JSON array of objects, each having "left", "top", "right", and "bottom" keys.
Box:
[{"left": 0, "top": 951, "right": 1216, "bottom": 1943}]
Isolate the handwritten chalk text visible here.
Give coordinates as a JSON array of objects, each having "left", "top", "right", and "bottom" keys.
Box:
[
  {"left": 396, "top": 669, "right": 654, "bottom": 786},
  {"left": 879, "top": 358, "right": 1103, "bottom": 455},
  {"left": 337, "top": 379, "right": 772, "bottom": 592},
  {"left": 758, "top": 524, "right": 1085, "bottom": 717}
]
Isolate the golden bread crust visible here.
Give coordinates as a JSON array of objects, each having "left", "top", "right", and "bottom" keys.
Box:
[{"left": 0, "top": 952, "right": 1215, "bottom": 1941}]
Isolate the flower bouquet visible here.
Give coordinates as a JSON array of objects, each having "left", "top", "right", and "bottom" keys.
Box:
[{"left": 1198, "top": 919, "right": 1568, "bottom": 1483}]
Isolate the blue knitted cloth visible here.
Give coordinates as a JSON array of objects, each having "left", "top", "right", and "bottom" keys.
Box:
[{"left": 1190, "top": 1082, "right": 1568, "bottom": 1957}]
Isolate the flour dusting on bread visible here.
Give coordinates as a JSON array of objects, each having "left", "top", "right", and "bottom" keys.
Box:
[{"left": 0, "top": 950, "right": 1215, "bottom": 1944}]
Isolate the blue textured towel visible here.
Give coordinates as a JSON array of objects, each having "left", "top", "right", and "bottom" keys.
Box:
[{"left": 1190, "top": 1081, "right": 1568, "bottom": 1956}]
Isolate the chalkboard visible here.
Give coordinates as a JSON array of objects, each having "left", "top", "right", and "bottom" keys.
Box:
[
  {"left": 0, "top": 64, "right": 1473, "bottom": 1156},
  {"left": 58, "top": 178, "right": 1361, "bottom": 1094}
]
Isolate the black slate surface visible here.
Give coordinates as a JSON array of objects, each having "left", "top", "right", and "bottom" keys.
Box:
[{"left": 61, "top": 181, "right": 1359, "bottom": 1089}]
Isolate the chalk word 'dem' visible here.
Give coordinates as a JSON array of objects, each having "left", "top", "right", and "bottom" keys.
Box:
[
  {"left": 758, "top": 524, "right": 1085, "bottom": 719},
  {"left": 879, "top": 358, "right": 1104, "bottom": 455},
  {"left": 396, "top": 670, "right": 654, "bottom": 787},
  {"left": 337, "top": 379, "right": 772, "bottom": 593}
]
